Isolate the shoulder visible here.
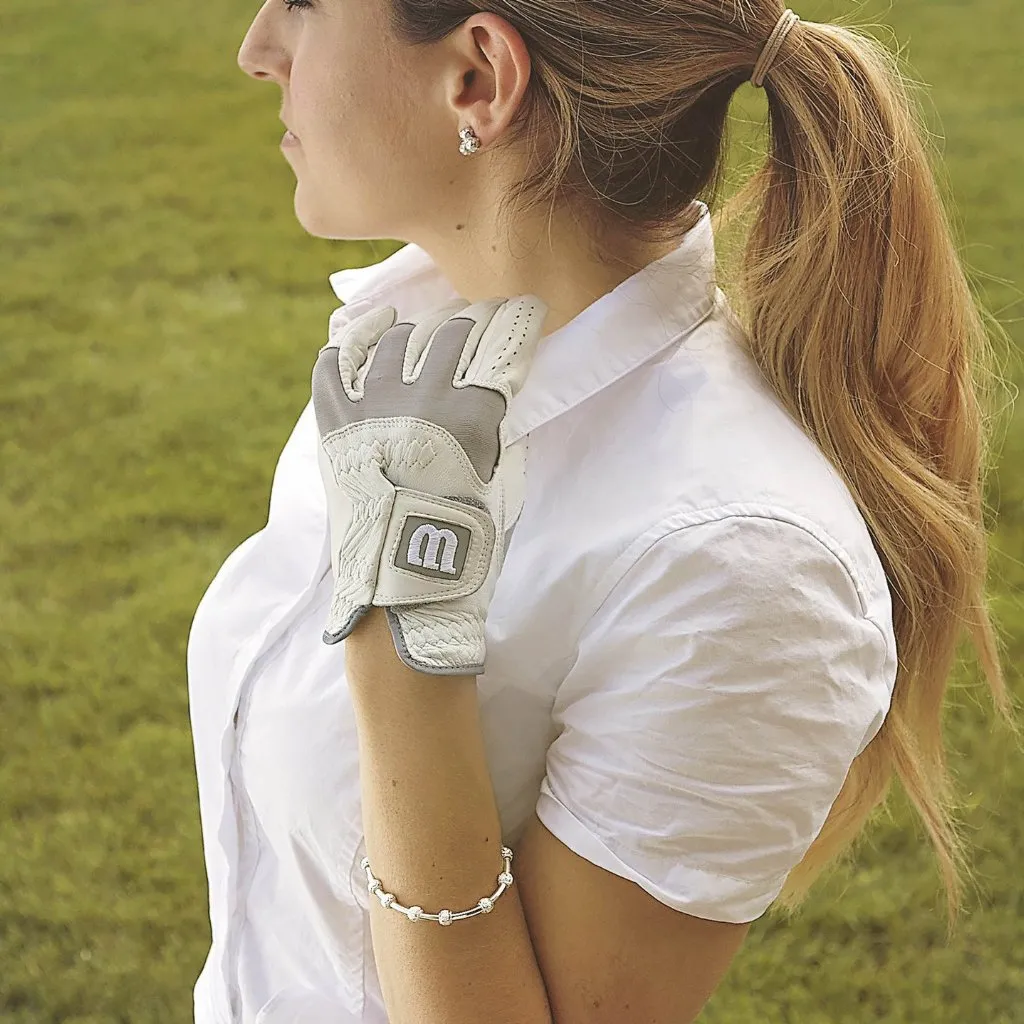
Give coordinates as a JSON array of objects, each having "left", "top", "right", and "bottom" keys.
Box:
[
  {"left": 588, "top": 506, "right": 893, "bottom": 652},
  {"left": 571, "top": 299, "right": 892, "bottom": 625},
  {"left": 538, "top": 509, "right": 897, "bottom": 927}
]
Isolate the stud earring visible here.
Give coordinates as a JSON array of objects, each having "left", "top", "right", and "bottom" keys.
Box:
[{"left": 458, "top": 125, "right": 482, "bottom": 156}]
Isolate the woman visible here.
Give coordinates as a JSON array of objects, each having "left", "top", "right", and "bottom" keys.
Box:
[{"left": 188, "top": 1, "right": 1014, "bottom": 1022}]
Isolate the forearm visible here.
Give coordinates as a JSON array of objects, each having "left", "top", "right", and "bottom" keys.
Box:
[{"left": 344, "top": 606, "right": 553, "bottom": 1024}]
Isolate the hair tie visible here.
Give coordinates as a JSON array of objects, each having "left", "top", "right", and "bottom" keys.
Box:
[{"left": 751, "top": 9, "right": 801, "bottom": 88}]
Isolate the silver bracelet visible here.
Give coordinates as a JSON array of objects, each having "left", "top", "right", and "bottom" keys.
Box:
[{"left": 360, "top": 846, "right": 514, "bottom": 926}]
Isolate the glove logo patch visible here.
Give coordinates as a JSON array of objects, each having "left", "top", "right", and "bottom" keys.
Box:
[{"left": 395, "top": 516, "right": 472, "bottom": 581}]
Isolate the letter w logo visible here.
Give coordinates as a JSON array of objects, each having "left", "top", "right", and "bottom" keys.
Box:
[
  {"left": 408, "top": 523, "right": 459, "bottom": 574},
  {"left": 394, "top": 515, "right": 472, "bottom": 581}
]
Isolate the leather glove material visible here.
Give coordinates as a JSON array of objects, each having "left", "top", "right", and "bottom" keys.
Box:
[{"left": 311, "top": 294, "right": 547, "bottom": 675}]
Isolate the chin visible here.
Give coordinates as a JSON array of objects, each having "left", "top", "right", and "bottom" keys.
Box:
[
  {"left": 291, "top": 187, "right": 339, "bottom": 240},
  {"left": 294, "top": 198, "right": 385, "bottom": 243}
]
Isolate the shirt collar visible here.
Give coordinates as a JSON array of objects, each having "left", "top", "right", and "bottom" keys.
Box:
[{"left": 327, "top": 200, "right": 718, "bottom": 445}]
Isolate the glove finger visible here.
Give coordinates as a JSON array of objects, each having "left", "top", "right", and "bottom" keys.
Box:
[
  {"left": 462, "top": 295, "right": 548, "bottom": 402},
  {"left": 312, "top": 343, "right": 347, "bottom": 437},
  {"left": 332, "top": 304, "right": 398, "bottom": 399},
  {"left": 403, "top": 298, "right": 474, "bottom": 385}
]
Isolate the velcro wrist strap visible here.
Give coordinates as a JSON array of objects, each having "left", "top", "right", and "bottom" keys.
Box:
[{"left": 372, "top": 487, "right": 495, "bottom": 607}]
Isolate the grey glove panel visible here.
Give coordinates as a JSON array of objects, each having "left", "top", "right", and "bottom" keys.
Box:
[{"left": 312, "top": 316, "right": 506, "bottom": 485}]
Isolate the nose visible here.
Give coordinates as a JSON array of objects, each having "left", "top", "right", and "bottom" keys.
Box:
[
  {"left": 237, "top": 3, "right": 288, "bottom": 82},
  {"left": 237, "top": 36, "right": 276, "bottom": 82}
]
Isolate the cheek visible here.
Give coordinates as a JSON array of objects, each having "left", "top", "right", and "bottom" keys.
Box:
[
  {"left": 287, "top": 34, "right": 361, "bottom": 131},
  {"left": 305, "top": 72, "right": 399, "bottom": 159},
  {"left": 316, "top": 68, "right": 428, "bottom": 171},
  {"left": 289, "top": 44, "right": 448, "bottom": 204}
]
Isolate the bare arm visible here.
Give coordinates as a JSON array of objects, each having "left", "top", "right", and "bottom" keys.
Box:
[{"left": 345, "top": 605, "right": 750, "bottom": 1024}]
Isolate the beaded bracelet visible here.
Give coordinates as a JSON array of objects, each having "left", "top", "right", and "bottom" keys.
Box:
[{"left": 360, "top": 846, "right": 514, "bottom": 926}]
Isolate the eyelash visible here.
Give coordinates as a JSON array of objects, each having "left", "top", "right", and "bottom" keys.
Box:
[{"left": 282, "top": 0, "right": 312, "bottom": 10}]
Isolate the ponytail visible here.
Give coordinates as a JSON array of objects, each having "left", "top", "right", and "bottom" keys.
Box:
[{"left": 717, "top": 17, "right": 1018, "bottom": 932}]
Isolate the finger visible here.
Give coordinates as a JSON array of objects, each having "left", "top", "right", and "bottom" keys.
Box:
[
  {"left": 402, "top": 298, "right": 474, "bottom": 386},
  {"left": 465, "top": 295, "right": 549, "bottom": 400},
  {"left": 364, "top": 321, "right": 415, "bottom": 390},
  {"left": 311, "top": 343, "right": 344, "bottom": 436},
  {"left": 333, "top": 305, "right": 398, "bottom": 397},
  {"left": 408, "top": 297, "right": 512, "bottom": 390}
]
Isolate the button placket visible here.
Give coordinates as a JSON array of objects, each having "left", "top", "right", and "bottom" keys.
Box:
[
  {"left": 221, "top": 558, "right": 332, "bottom": 1020},
  {"left": 210, "top": 625, "right": 276, "bottom": 1024},
  {"left": 226, "top": 649, "right": 272, "bottom": 1022}
]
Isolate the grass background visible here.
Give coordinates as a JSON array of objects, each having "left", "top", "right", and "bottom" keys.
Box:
[{"left": 1, "top": 0, "right": 1022, "bottom": 1021}]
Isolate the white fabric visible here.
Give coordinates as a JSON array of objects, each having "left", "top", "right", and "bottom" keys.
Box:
[{"left": 186, "top": 201, "right": 898, "bottom": 1023}]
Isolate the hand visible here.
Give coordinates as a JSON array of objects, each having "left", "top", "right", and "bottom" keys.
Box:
[{"left": 311, "top": 294, "right": 548, "bottom": 676}]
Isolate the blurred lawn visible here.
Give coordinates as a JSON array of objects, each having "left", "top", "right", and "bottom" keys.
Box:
[{"left": 1, "top": 0, "right": 1022, "bottom": 1021}]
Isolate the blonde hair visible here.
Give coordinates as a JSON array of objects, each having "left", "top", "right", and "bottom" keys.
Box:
[{"left": 389, "top": 0, "right": 1020, "bottom": 930}]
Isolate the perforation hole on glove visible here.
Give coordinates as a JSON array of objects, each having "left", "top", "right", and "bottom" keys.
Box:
[{"left": 490, "top": 306, "right": 534, "bottom": 371}]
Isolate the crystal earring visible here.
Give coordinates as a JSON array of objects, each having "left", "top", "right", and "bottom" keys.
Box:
[{"left": 458, "top": 125, "right": 482, "bottom": 156}]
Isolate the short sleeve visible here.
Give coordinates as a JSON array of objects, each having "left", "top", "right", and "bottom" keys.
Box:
[{"left": 535, "top": 514, "right": 894, "bottom": 924}]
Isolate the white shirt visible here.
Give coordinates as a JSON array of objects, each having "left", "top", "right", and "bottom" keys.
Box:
[{"left": 187, "top": 200, "right": 898, "bottom": 1024}]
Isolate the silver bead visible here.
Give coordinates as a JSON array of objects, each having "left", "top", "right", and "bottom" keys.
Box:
[
  {"left": 438, "top": 909, "right": 454, "bottom": 926},
  {"left": 378, "top": 892, "right": 396, "bottom": 909},
  {"left": 368, "top": 879, "right": 382, "bottom": 895},
  {"left": 477, "top": 897, "right": 494, "bottom": 913},
  {"left": 406, "top": 905, "right": 423, "bottom": 921},
  {"left": 360, "top": 857, "right": 370, "bottom": 870},
  {"left": 501, "top": 846, "right": 513, "bottom": 860},
  {"left": 498, "top": 871, "right": 514, "bottom": 886}
]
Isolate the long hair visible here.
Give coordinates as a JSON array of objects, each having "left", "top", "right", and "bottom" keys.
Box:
[{"left": 387, "top": 0, "right": 1019, "bottom": 931}]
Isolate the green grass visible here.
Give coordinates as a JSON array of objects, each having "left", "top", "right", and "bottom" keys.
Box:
[{"left": 1, "top": 0, "right": 1022, "bottom": 1021}]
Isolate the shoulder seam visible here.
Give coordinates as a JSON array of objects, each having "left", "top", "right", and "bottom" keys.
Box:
[{"left": 586, "top": 505, "right": 875, "bottom": 629}]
